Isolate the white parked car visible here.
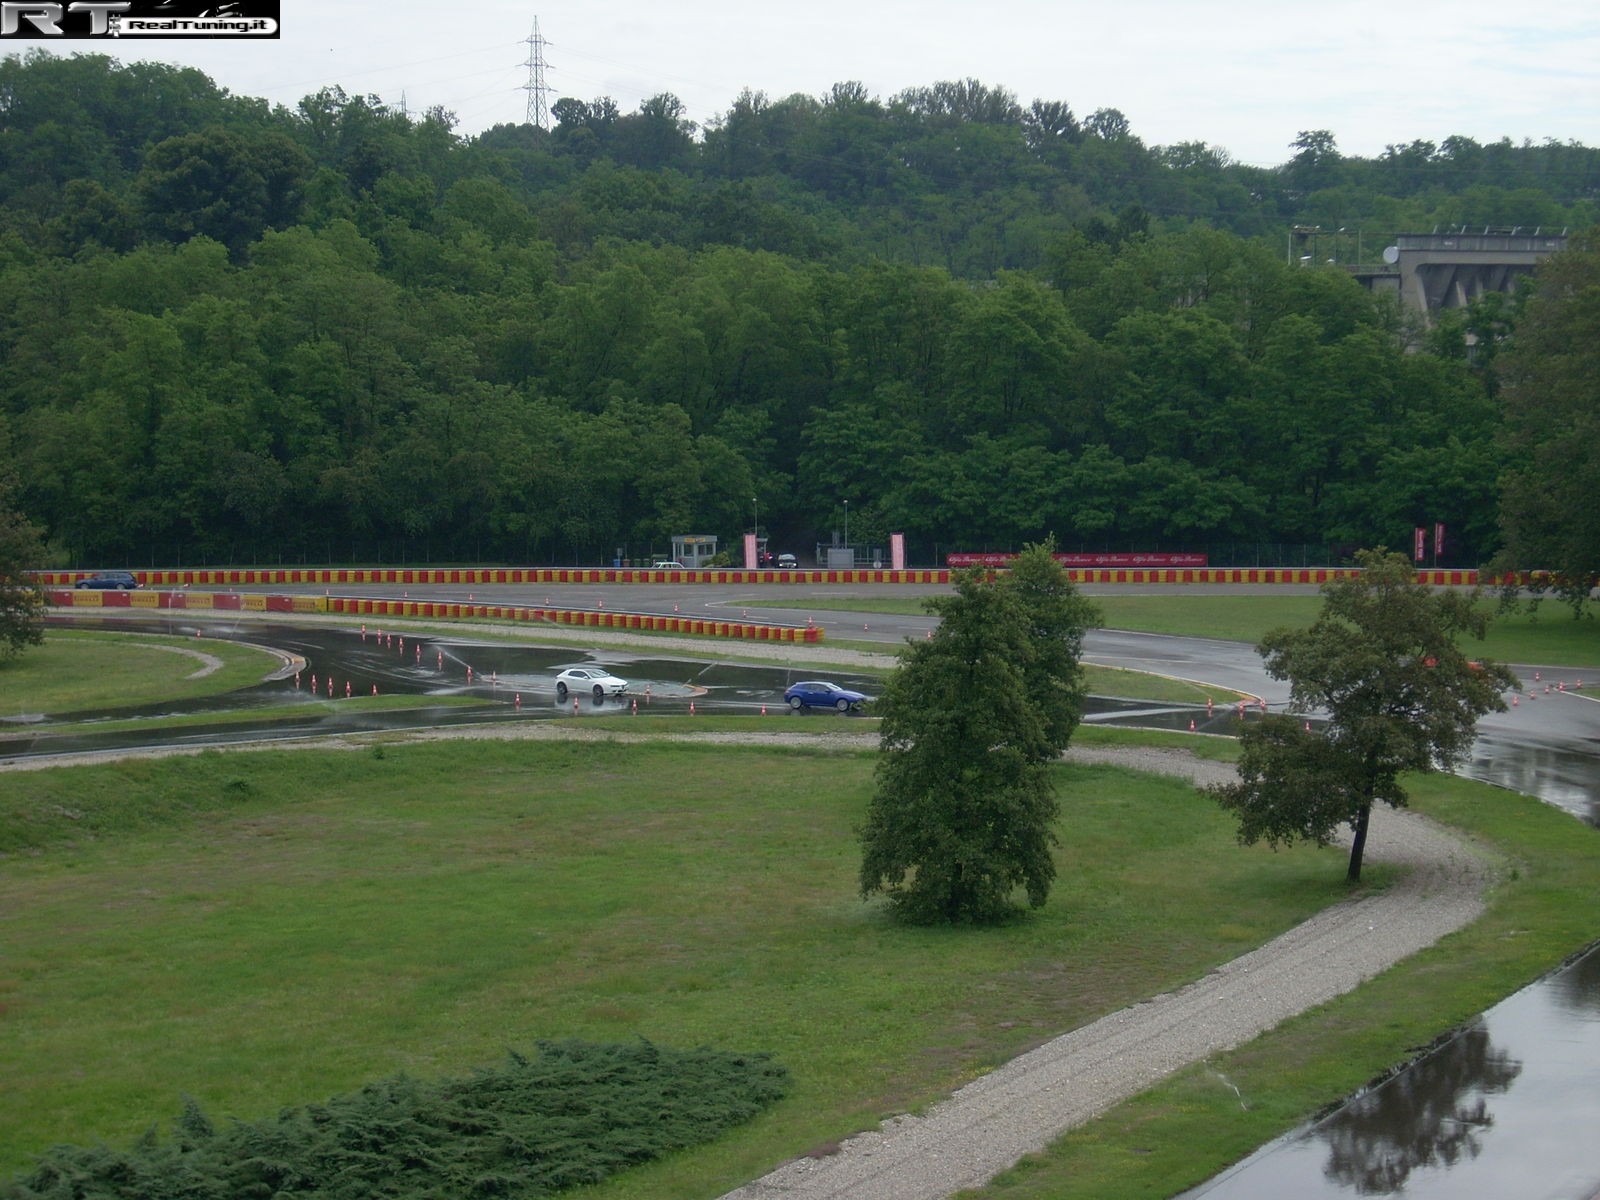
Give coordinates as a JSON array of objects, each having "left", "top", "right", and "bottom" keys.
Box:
[{"left": 555, "top": 667, "right": 629, "bottom": 700}]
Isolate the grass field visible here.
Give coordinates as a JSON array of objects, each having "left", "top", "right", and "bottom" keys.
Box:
[
  {"left": 0, "top": 629, "right": 285, "bottom": 716},
  {"left": 3, "top": 734, "right": 1596, "bottom": 1200},
  {"left": 2, "top": 738, "right": 1359, "bottom": 1192},
  {"left": 1092, "top": 594, "right": 1600, "bottom": 668},
  {"left": 3, "top": 604, "right": 1598, "bottom": 1198}
]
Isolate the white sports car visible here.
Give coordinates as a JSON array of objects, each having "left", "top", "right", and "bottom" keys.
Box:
[{"left": 554, "top": 667, "right": 629, "bottom": 700}]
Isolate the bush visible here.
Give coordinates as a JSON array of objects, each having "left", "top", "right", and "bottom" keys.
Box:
[{"left": 4, "top": 1040, "right": 787, "bottom": 1199}]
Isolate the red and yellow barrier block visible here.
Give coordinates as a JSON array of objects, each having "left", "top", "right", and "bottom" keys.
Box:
[
  {"left": 45, "top": 588, "right": 259, "bottom": 612},
  {"left": 320, "top": 598, "right": 820, "bottom": 642},
  {"left": 44, "top": 589, "right": 821, "bottom": 643},
  {"left": 1056, "top": 567, "right": 1478, "bottom": 586},
  {"left": 44, "top": 566, "right": 968, "bottom": 587},
  {"left": 38, "top": 565, "right": 1483, "bottom": 590}
]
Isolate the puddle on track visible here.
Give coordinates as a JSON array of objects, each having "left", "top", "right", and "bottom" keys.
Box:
[
  {"left": 0, "top": 618, "right": 881, "bottom": 761},
  {"left": 1177, "top": 943, "right": 1600, "bottom": 1200}
]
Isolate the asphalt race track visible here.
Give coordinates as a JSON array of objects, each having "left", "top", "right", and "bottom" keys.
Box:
[{"left": 24, "top": 577, "right": 1600, "bottom": 823}]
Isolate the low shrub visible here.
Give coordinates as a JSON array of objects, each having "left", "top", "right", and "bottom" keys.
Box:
[{"left": 4, "top": 1039, "right": 787, "bottom": 1199}]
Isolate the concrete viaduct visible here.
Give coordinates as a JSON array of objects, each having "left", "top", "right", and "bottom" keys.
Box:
[{"left": 1348, "top": 228, "right": 1568, "bottom": 322}]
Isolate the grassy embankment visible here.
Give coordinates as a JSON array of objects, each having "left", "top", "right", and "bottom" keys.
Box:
[
  {"left": 3, "top": 732, "right": 1597, "bottom": 1199},
  {"left": 0, "top": 628, "right": 285, "bottom": 715},
  {"left": 0, "top": 736, "right": 1374, "bottom": 1189},
  {"left": 2, "top": 598, "right": 1596, "bottom": 1198}
]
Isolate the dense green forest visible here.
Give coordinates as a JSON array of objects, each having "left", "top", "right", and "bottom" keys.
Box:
[{"left": 2, "top": 51, "right": 1596, "bottom": 568}]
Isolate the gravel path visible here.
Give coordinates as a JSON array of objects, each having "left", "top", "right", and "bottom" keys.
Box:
[{"left": 718, "top": 745, "right": 1492, "bottom": 1200}]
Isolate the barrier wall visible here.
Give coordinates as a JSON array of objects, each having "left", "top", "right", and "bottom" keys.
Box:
[
  {"left": 43, "top": 589, "right": 823, "bottom": 643},
  {"left": 38, "top": 566, "right": 1483, "bottom": 588},
  {"left": 319, "top": 597, "right": 820, "bottom": 642},
  {"left": 40, "top": 567, "right": 956, "bottom": 586}
]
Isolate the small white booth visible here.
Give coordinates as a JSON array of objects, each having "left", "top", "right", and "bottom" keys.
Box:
[{"left": 670, "top": 535, "right": 719, "bottom": 568}]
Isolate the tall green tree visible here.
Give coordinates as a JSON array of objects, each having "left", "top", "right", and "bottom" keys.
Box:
[
  {"left": 998, "top": 538, "right": 1101, "bottom": 751},
  {"left": 1207, "top": 549, "right": 1516, "bottom": 882},
  {"left": 1495, "top": 229, "right": 1600, "bottom": 610},
  {"left": 859, "top": 566, "right": 1079, "bottom": 924}
]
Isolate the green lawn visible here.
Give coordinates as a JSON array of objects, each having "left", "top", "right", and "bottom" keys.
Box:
[
  {"left": 4, "top": 736, "right": 1594, "bottom": 1200},
  {"left": 1478, "top": 604, "right": 1600, "bottom": 667},
  {"left": 1095, "top": 594, "right": 1600, "bottom": 668},
  {"left": 4, "top": 604, "right": 1597, "bottom": 1199},
  {"left": 0, "top": 629, "right": 284, "bottom": 716},
  {"left": 1, "top": 739, "right": 1363, "bottom": 1192}
]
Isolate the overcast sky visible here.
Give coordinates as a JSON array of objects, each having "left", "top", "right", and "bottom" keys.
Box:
[{"left": 18, "top": 1, "right": 1599, "bottom": 166}]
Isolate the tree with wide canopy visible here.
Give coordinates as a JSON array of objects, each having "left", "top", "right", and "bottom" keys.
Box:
[{"left": 1209, "top": 549, "right": 1516, "bottom": 882}]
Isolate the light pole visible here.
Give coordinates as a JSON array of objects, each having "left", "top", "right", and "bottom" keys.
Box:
[
  {"left": 843, "top": 500, "right": 850, "bottom": 565},
  {"left": 752, "top": 496, "right": 759, "bottom": 562}
]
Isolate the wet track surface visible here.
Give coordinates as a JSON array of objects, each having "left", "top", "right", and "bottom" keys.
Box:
[
  {"left": 2, "top": 614, "right": 1263, "bottom": 763},
  {"left": 8, "top": 593, "right": 1599, "bottom": 829},
  {"left": 1179, "top": 941, "right": 1600, "bottom": 1200},
  {"left": 0, "top": 616, "right": 883, "bottom": 762}
]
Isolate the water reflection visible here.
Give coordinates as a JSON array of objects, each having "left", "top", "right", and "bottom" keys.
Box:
[
  {"left": 1179, "top": 943, "right": 1600, "bottom": 1200},
  {"left": 1316, "top": 1022, "right": 1521, "bottom": 1193},
  {"left": 1549, "top": 942, "right": 1600, "bottom": 1018},
  {"left": 1464, "top": 734, "right": 1600, "bottom": 828}
]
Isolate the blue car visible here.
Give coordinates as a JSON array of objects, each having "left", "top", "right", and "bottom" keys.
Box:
[
  {"left": 74, "top": 571, "right": 139, "bottom": 590},
  {"left": 784, "top": 680, "right": 868, "bottom": 713}
]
